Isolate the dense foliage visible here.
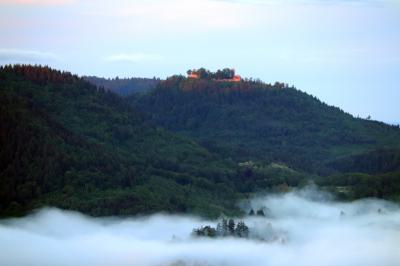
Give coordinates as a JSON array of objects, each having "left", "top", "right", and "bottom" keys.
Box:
[
  {"left": 187, "top": 68, "right": 237, "bottom": 80},
  {"left": 133, "top": 75, "right": 400, "bottom": 175},
  {"left": 316, "top": 171, "right": 400, "bottom": 200},
  {"left": 327, "top": 149, "right": 400, "bottom": 174},
  {"left": 192, "top": 218, "right": 249, "bottom": 238},
  {"left": 0, "top": 65, "right": 244, "bottom": 217},
  {"left": 1, "top": 65, "right": 400, "bottom": 218}
]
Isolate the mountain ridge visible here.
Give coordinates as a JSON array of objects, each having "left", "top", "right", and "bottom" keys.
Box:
[
  {"left": 132, "top": 74, "right": 400, "bottom": 175},
  {"left": 1, "top": 65, "right": 400, "bottom": 217},
  {"left": 83, "top": 76, "right": 161, "bottom": 96}
]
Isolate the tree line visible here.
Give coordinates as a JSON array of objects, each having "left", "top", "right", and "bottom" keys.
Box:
[
  {"left": 187, "top": 68, "right": 236, "bottom": 80},
  {"left": 193, "top": 218, "right": 249, "bottom": 238}
]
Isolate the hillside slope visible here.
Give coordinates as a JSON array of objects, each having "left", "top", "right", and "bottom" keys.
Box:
[
  {"left": 133, "top": 75, "right": 400, "bottom": 175},
  {"left": 2, "top": 66, "right": 400, "bottom": 217},
  {"left": 0, "top": 65, "right": 241, "bottom": 217}
]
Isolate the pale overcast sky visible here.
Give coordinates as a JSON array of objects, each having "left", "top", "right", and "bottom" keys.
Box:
[{"left": 0, "top": 0, "right": 399, "bottom": 123}]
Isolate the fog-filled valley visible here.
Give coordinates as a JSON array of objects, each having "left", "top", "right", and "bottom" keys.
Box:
[
  {"left": 1, "top": 187, "right": 399, "bottom": 266},
  {"left": 1, "top": 67, "right": 399, "bottom": 266},
  {"left": 2, "top": 0, "right": 400, "bottom": 265}
]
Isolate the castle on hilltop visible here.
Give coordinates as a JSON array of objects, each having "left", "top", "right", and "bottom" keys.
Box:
[
  {"left": 187, "top": 68, "right": 241, "bottom": 82},
  {"left": 188, "top": 72, "right": 200, "bottom": 79}
]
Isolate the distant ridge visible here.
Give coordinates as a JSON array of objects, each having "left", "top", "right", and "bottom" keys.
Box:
[
  {"left": 84, "top": 76, "right": 161, "bottom": 96},
  {"left": 133, "top": 70, "right": 400, "bottom": 175}
]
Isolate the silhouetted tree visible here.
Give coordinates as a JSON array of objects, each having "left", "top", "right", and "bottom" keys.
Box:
[{"left": 228, "top": 218, "right": 235, "bottom": 235}]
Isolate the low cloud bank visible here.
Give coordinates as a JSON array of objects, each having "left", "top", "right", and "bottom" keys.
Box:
[
  {"left": 1, "top": 188, "right": 400, "bottom": 266},
  {"left": 0, "top": 49, "right": 58, "bottom": 63}
]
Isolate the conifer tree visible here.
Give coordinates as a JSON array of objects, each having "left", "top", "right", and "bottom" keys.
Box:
[
  {"left": 236, "top": 221, "right": 249, "bottom": 238},
  {"left": 228, "top": 219, "right": 235, "bottom": 235},
  {"left": 216, "top": 222, "right": 224, "bottom": 236},
  {"left": 222, "top": 218, "right": 228, "bottom": 236},
  {"left": 256, "top": 209, "right": 265, "bottom": 216}
]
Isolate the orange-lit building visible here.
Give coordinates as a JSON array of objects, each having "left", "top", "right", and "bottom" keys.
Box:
[
  {"left": 232, "top": 75, "right": 241, "bottom": 82},
  {"left": 216, "top": 75, "right": 242, "bottom": 82},
  {"left": 188, "top": 72, "right": 199, "bottom": 79},
  {"left": 187, "top": 69, "right": 241, "bottom": 82}
]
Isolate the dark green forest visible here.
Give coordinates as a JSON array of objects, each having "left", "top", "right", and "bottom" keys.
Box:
[
  {"left": 1, "top": 65, "right": 400, "bottom": 218},
  {"left": 132, "top": 75, "right": 400, "bottom": 174},
  {"left": 0, "top": 65, "right": 242, "bottom": 217}
]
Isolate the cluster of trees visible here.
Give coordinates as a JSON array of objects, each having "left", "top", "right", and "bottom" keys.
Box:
[
  {"left": 187, "top": 68, "right": 236, "bottom": 80},
  {"left": 0, "top": 64, "right": 78, "bottom": 84},
  {"left": 193, "top": 218, "right": 249, "bottom": 238},
  {"left": 249, "top": 208, "right": 266, "bottom": 216}
]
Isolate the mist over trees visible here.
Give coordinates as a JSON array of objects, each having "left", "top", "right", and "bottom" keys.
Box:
[
  {"left": 192, "top": 218, "right": 249, "bottom": 238},
  {"left": 2, "top": 190, "right": 400, "bottom": 266}
]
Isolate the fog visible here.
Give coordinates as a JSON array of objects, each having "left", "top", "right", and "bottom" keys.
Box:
[{"left": 1, "top": 188, "right": 400, "bottom": 266}]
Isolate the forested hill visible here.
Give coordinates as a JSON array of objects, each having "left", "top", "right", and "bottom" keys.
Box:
[
  {"left": 0, "top": 65, "right": 244, "bottom": 217},
  {"left": 83, "top": 76, "right": 160, "bottom": 96},
  {"left": 1, "top": 65, "right": 400, "bottom": 218},
  {"left": 132, "top": 74, "right": 400, "bottom": 175}
]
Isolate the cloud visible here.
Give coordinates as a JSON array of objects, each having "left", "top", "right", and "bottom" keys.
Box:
[
  {"left": 84, "top": 0, "right": 253, "bottom": 34},
  {"left": 213, "top": 0, "right": 388, "bottom": 5},
  {"left": 104, "top": 53, "right": 164, "bottom": 63},
  {"left": 1, "top": 188, "right": 400, "bottom": 266},
  {"left": 0, "top": 0, "right": 74, "bottom": 5},
  {"left": 0, "top": 49, "right": 58, "bottom": 63}
]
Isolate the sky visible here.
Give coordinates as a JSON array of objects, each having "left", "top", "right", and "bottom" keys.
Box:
[{"left": 0, "top": 0, "right": 399, "bottom": 123}]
